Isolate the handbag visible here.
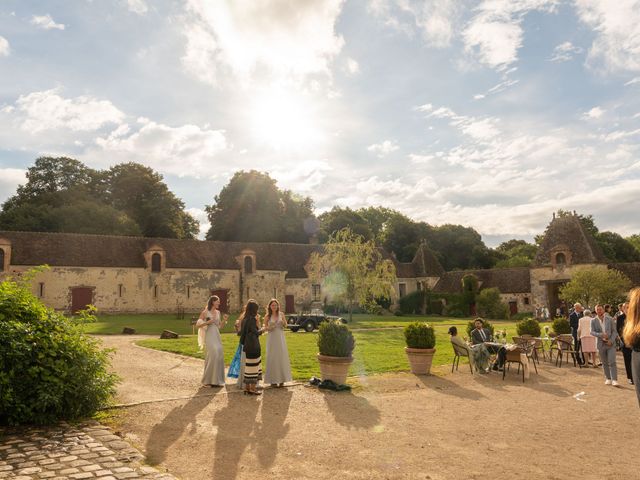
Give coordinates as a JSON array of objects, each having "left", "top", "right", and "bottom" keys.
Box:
[{"left": 227, "top": 344, "right": 242, "bottom": 378}]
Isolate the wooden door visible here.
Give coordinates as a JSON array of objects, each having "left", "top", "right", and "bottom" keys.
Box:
[
  {"left": 71, "top": 287, "right": 93, "bottom": 314},
  {"left": 509, "top": 301, "right": 518, "bottom": 316},
  {"left": 285, "top": 295, "right": 295, "bottom": 314},
  {"left": 211, "top": 289, "right": 229, "bottom": 313}
]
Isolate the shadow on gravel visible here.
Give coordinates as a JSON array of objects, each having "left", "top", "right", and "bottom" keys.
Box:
[
  {"left": 416, "top": 374, "right": 487, "bottom": 400},
  {"left": 255, "top": 388, "right": 293, "bottom": 467},
  {"left": 323, "top": 390, "right": 381, "bottom": 430},
  {"left": 145, "top": 387, "right": 217, "bottom": 465}
]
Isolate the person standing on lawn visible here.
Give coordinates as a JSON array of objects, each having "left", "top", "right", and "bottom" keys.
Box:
[
  {"left": 197, "top": 295, "right": 228, "bottom": 387},
  {"left": 263, "top": 298, "right": 292, "bottom": 387}
]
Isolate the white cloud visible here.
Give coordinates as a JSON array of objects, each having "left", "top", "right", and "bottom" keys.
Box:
[
  {"left": 186, "top": 207, "right": 209, "bottom": 239},
  {"left": 271, "top": 159, "right": 333, "bottom": 194},
  {"left": 549, "top": 41, "right": 583, "bottom": 62},
  {"left": 463, "top": 1, "right": 558, "bottom": 70},
  {"left": 575, "top": 0, "right": 640, "bottom": 73},
  {"left": 14, "top": 89, "right": 124, "bottom": 133},
  {"left": 625, "top": 77, "right": 640, "bottom": 86},
  {"left": 584, "top": 106, "right": 605, "bottom": 119},
  {"left": 0, "top": 36, "right": 10, "bottom": 56},
  {"left": 30, "top": 14, "right": 65, "bottom": 31},
  {"left": 0, "top": 168, "right": 27, "bottom": 203},
  {"left": 182, "top": 0, "right": 346, "bottom": 87},
  {"left": 367, "top": 140, "right": 399, "bottom": 157},
  {"left": 345, "top": 58, "right": 360, "bottom": 75},
  {"left": 94, "top": 118, "right": 228, "bottom": 176},
  {"left": 125, "top": 0, "right": 148, "bottom": 15}
]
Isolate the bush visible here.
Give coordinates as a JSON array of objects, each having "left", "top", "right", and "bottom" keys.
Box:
[
  {"left": 317, "top": 320, "right": 355, "bottom": 357},
  {"left": 0, "top": 275, "right": 118, "bottom": 425},
  {"left": 404, "top": 322, "right": 436, "bottom": 349},
  {"left": 466, "top": 319, "right": 495, "bottom": 338},
  {"left": 476, "top": 288, "right": 509, "bottom": 320},
  {"left": 552, "top": 317, "right": 571, "bottom": 335},
  {"left": 516, "top": 318, "right": 541, "bottom": 337},
  {"left": 510, "top": 312, "right": 531, "bottom": 321},
  {"left": 398, "top": 290, "right": 426, "bottom": 315}
]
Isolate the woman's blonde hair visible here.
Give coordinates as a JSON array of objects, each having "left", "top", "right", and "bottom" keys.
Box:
[{"left": 623, "top": 287, "right": 640, "bottom": 347}]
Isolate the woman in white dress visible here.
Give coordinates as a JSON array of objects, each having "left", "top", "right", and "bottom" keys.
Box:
[
  {"left": 263, "top": 299, "right": 292, "bottom": 387},
  {"left": 577, "top": 308, "right": 597, "bottom": 367},
  {"left": 197, "top": 295, "right": 228, "bottom": 387}
]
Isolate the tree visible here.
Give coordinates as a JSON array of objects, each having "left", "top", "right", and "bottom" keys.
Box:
[
  {"left": 108, "top": 163, "right": 199, "bottom": 239},
  {"left": 628, "top": 234, "right": 640, "bottom": 255},
  {"left": 306, "top": 228, "right": 397, "bottom": 322},
  {"left": 318, "top": 207, "right": 373, "bottom": 242},
  {"left": 595, "top": 231, "right": 640, "bottom": 263},
  {"left": 493, "top": 239, "right": 537, "bottom": 268},
  {"left": 381, "top": 215, "right": 432, "bottom": 262},
  {"left": 425, "top": 224, "right": 493, "bottom": 270},
  {"left": 206, "top": 170, "right": 314, "bottom": 243},
  {"left": 476, "top": 288, "right": 509, "bottom": 320},
  {"left": 356, "top": 206, "right": 406, "bottom": 241},
  {"left": 559, "top": 267, "right": 632, "bottom": 307}
]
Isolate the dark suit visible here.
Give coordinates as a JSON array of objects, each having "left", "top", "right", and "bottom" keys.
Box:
[
  {"left": 569, "top": 310, "right": 584, "bottom": 364},
  {"left": 471, "top": 327, "right": 492, "bottom": 345},
  {"left": 617, "top": 313, "right": 633, "bottom": 382}
]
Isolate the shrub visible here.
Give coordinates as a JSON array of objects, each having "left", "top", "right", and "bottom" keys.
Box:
[
  {"left": 552, "top": 317, "right": 571, "bottom": 335},
  {"left": 428, "top": 300, "right": 444, "bottom": 315},
  {"left": 476, "top": 288, "right": 509, "bottom": 320},
  {"left": 398, "top": 290, "right": 426, "bottom": 315},
  {"left": 404, "top": 322, "right": 436, "bottom": 349},
  {"left": 317, "top": 320, "right": 355, "bottom": 357},
  {"left": 0, "top": 275, "right": 118, "bottom": 425},
  {"left": 516, "top": 318, "right": 541, "bottom": 337},
  {"left": 510, "top": 312, "right": 531, "bottom": 321},
  {"left": 466, "top": 319, "right": 495, "bottom": 338}
]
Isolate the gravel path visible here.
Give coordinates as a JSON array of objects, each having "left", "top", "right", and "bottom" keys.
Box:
[{"left": 100, "top": 335, "right": 640, "bottom": 480}]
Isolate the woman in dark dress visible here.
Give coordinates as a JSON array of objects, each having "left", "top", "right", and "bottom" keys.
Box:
[{"left": 239, "top": 299, "right": 263, "bottom": 395}]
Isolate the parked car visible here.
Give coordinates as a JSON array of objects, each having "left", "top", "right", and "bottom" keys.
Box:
[{"left": 286, "top": 310, "right": 346, "bottom": 332}]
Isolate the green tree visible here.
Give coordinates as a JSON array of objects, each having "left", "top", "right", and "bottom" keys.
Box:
[
  {"left": 476, "top": 287, "right": 509, "bottom": 320},
  {"left": 493, "top": 239, "right": 537, "bottom": 268},
  {"left": 426, "top": 224, "right": 493, "bottom": 270},
  {"left": 628, "top": 234, "right": 640, "bottom": 255},
  {"left": 205, "top": 170, "right": 314, "bottom": 243},
  {"left": 595, "top": 231, "right": 640, "bottom": 263},
  {"left": 318, "top": 207, "right": 373, "bottom": 242},
  {"left": 559, "top": 267, "right": 632, "bottom": 307},
  {"left": 356, "top": 206, "right": 406, "bottom": 241},
  {"left": 381, "top": 215, "right": 432, "bottom": 262},
  {"left": 306, "top": 228, "right": 397, "bottom": 322}
]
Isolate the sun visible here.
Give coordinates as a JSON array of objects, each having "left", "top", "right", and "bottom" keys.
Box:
[{"left": 248, "top": 89, "right": 323, "bottom": 151}]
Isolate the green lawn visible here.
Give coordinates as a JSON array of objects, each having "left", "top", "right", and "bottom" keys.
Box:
[{"left": 130, "top": 315, "right": 521, "bottom": 381}]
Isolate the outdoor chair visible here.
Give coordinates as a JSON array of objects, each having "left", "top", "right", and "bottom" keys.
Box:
[
  {"left": 502, "top": 346, "right": 527, "bottom": 383},
  {"left": 532, "top": 337, "right": 547, "bottom": 362},
  {"left": 519, "top": 339, "right": 539, "bottom": 374},
  {"left": 451, "top": 341, "right": 474, "bottom": 374},
  {"left": 555, "top": 334, "right": 582, "bottom": 368}
]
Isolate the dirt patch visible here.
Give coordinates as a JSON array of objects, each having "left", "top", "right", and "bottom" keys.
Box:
[{"left": 99, "top": 336, "right": 640, "bottom": 480}]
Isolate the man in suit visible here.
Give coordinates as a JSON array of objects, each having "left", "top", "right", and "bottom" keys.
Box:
[
  {"left": 569, "top": 303, "right": 584, "bottom": 364},
  {"left": 471, "top": 318, "right": 506, "bottom": 370},
  {"left": 591, "top": 304, "right": 619, "bottom": 386},
  {"left": 616, "top": 303, "right": 633, "bottom": 384}
]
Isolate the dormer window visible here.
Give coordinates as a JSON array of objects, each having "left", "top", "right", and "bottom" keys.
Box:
[
  {"left": 244, "top": 255, "right": 254, "bottom": 274},
  {"left": 555, "top": 252, "right": 566, "bottom": 265},
  {"left": 151, "top": 253, "right": 162, "bottom": 272}
]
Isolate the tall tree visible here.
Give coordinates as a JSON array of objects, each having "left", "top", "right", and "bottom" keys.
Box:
[
  {"left": 318, "top": 207, "right": 373, "bottom": 242},
  {"left": 380, "top": 215, "right": 432, "bottom": 262},
  {"left": 306, "top": 228, "right": 397, "bottom": 322},
  {"left": 595, "top": 231, "right": 640, "bottom": 263},
  {"left": 559, "top": 267, "right": 631, "bottom": 307},
  {"left": 493, "top": 239, "right": 537, "bottom": 268},
  {"left": 627, "top": 234, "right": 640, "bottom": 255},
  {"left": 205, "top": 170, "right": 314, "bottom": 243},
  {"left": 426, "top": 224, "right": 493, "bottom": 270}
]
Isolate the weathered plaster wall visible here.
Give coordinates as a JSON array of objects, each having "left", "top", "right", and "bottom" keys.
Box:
[
  {"left": 529, "top": 263, "right": 607, "bottom": 309},
  {"left": 499, "top": 292, "right": 534, "bottom": 314}
]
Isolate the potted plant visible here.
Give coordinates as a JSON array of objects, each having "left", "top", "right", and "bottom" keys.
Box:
[
  {"left": 516, "top": 318, "right": 541, "bottom": 337},
  {"left": 404, "top": 322, "right": 436, "bottom": 375},
  {"left": 317, "top": 320, "right": 355, "bottom": 385}
]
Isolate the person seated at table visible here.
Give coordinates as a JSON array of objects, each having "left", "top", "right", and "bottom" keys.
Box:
[
  {"left": 471, "top": 318, "right": 506, "bottom": 371},
  {"left": 449, "top": 326, "right": 490, "bottom": 373}
]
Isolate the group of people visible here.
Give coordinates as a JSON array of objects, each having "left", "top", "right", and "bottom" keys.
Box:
[
  {"left": 196, "top": 296, "right": 292, "bottom": 396},
  {"left": 448, "top": 287, "right": 640, "bottom": 407}
]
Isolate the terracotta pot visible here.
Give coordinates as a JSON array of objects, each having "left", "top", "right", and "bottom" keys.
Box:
[
  {"left": 405, "top": 347, "right": 436, "bottom": 375},
  {"left": 317, "top": 353, "right": 354, "bottom": 385}
]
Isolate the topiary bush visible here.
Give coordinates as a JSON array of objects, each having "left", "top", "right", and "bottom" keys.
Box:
[
  {"left": 516, "top": 318, "right": 541, "bottom": 337},
  {"left": 317, "top": 320, "right": 355, "bottom": 357},
  {"left": 552, "top": 317, "right": 571, "bottom": 335},
  {"left": 466, "top": 319, "right": 495, "bottom": 338},
  {"left": 0, "top": 274, "right": 118, "bottom": 425},
  {"left": 404, "top": 322, "right": 436, "bottom": 349}
]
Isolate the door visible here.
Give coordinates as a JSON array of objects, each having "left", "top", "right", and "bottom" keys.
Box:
[
  {"left": 211, "top": 289, "right": 229, "bottom": 313},
  {"left": 509, "top": 301, "right": 518, "bottom": 316},
  {"left": 71, "top": 287, "right": 93, "bottom": 314},
  {"left": 285, "top": 295, "right": 295, "bottom": 314}
]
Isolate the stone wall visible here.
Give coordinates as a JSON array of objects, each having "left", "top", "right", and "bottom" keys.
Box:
[{"left": 529, "top": 263, "right": 607, "bottom": 310}]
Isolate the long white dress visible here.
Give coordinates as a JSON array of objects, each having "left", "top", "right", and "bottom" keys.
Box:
[
  {"left": 264, "top": 314, "right": 292, "bottom": 384},
  {"left": 201, "top": 310, "right": 225, "bottom": 386}
]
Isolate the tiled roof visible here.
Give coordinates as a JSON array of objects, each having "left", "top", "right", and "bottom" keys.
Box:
[
  {"left": 432, "top": 267, "right": 531, "bottom": 294},
  {"left": 534, "top": 215, "right": 608, "bottom": 266},
  {"left": 411, "top": 243, "right": 445, "bottom": 277}
]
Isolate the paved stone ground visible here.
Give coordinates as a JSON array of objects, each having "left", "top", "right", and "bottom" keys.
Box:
[{"left": 0, "top": 420, "right": 178, "bottom": 480}]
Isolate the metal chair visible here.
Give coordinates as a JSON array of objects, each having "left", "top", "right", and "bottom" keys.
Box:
[
  {"left": 555, "top": 334, "right": 582, "bottom": 368},
  {"left": 451, "top": 341, "right": 474, "bottom": 374},
  {"left": 502, "top": 346, "right": 527, "bottom": 383}
]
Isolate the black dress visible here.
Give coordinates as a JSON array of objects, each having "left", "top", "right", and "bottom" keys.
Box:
[{"left": 240, "top": 315, "right": 262, "bottom": 384}]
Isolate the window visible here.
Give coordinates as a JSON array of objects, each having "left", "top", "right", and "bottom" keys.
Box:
[
  {"left": 244, "top": 256, "right": 253, "bottom": 274},
  {"left": 246, "top": 286, "right": 250, "bottom": 298},
  {"left": 399, "top": 283, "right": 406, "bottom": 298},
  {"left": 118, "top": 284, "right": 123, "bottom": 297},
  {"left": 187, "top": 285, "right": 191, "bottom": 299},
  {"left": 0, "top": 248, "right": 4, "bottom": 272},
  {"left": 39, "top": 282, "right": 44, "bottom": 298},
  {"left": 524, "top": 297, "right": 530, "bottom": 305},
  {"left": 555, "top": 252, "right": 566, "bottom": 265},
  {"left": 154, "top": 285, "right": 158, "bottom": 298},
  {"left": 151, "top": 253, "right": 162, "bottom": 272},
  {"left": 312, "top": 284, "right": 321, "bottom": 301}
]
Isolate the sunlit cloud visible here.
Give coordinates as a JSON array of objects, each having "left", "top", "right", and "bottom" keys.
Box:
[{"left": 30, "top": 14, "right": 65, "bottom": 31}]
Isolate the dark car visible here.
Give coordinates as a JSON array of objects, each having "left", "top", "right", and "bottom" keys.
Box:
[{"left": 286, "top": 310, "right": 346, "bottom": 332}]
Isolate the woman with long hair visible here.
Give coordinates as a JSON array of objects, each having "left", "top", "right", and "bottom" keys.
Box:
[
  {"left": 239, "top": 299, "right": 263, "bottom": 395},
  {"left": 623, "top": 288, "right": 640, "bottom": 406},
  {"left": 197, "top": 295, "right": 228, "bottom": 387},
  {"left": 263, "top": 299, "right": 292, "bottom": 387}
]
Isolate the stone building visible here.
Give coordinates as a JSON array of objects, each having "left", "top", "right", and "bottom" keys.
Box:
[{"left": 1, "top": 213, "right": 639, "bottom": 315}]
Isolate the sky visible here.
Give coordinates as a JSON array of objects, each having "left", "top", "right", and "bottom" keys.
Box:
[{"left": 1, "top": 0, "right": 639, "bottom": 246}]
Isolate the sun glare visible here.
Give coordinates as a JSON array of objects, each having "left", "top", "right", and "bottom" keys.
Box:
[{"left": 249, "top": 90, "right": 323, "bottom": 151}]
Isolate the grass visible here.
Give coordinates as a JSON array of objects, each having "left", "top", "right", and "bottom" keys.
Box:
[{"left": 130, "top": 315, "right": 524, "bottom": 381}]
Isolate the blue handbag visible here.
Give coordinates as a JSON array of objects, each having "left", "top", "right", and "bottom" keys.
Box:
[{"left": 227, "top": 344, "right": 242, "bottom": 378}]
